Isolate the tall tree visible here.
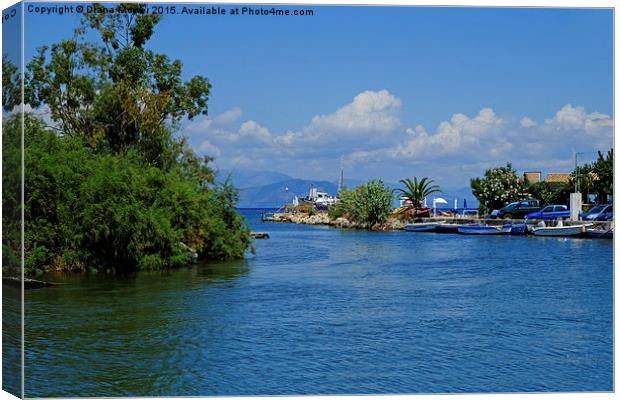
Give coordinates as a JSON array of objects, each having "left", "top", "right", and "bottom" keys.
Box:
[
  {"left": 570, "top": 148, "right": 613, "bottom": 203},
  {"left": 24, "top": 3, "right": 211, "bottom": 167},
  {"left": 2, "top": 56, "right": 21, "bottom": 112}
]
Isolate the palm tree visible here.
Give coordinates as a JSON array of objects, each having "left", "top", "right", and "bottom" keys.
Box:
[{"left": 397, "top": 177, "right": 442, "bottom": 208}]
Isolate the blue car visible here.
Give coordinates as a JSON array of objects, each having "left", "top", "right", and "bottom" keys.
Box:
[
  {"left": 525, "top": 205, "right": 570, "bottom": 220},
  {"left": 581, "top": 204, "right": 613, "bottom": 221}
]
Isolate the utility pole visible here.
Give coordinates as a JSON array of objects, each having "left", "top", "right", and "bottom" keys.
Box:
[
  {"left": 570, "top": 149, "right": 581, "bottom": 221},
  {"left": 570, "top": 150, "right": 597, "bottom": 221},
  {"left": 338, "top": 158, "right": 344, "bottom": 193},
  {"left": 573, "top": 150, "right": 577, "bottom": 193}
]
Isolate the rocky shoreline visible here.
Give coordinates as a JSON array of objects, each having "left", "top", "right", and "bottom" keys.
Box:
[
  {"left": 262, "top": 212, "right": 605, "bottom": 232},
  {"left": 263, "top": 212, "right": 407, "bottom": 231}
]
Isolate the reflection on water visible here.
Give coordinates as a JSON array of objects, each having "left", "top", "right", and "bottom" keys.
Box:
[
  {"left": 24, "top": 210, "right": 613, "bottom": 396},
  {"left": 3, "top": 286, "right": 22, "bottom": 396}
]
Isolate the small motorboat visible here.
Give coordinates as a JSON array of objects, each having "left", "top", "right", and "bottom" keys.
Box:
[
  {"left": 531, "top": 220, "right": 591, "bottom": 237},
  {"left": 457, "top": 224, "right": 512, "bottom": 235},
  {"left": 510, "top": 222, "right": 529, "bottom": 235},
  {"left": 435, "top": 223, "right": 460, "bottom": 234},
  {"left": 585, "top": 227, "right": 613, "bottom": 239},
  {"left": 404, "top": 221, "right": 444, "bottom": 232}
]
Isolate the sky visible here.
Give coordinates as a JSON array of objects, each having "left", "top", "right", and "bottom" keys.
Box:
[{"left": 13, "top": 3, "right": 615, "bottom": 189}]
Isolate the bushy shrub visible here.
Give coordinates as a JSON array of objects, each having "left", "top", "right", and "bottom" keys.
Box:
[
  {"left": 9, "top": 114, "right": 251, "bottom": 275},
  {"left": 336, "top": 180, "right": 393, "bottom": 228},
  {"left": 527, "top": 181, "right": 570, "bottom": 206},
  {"left": 470, "top": 163, "right": 529, "bottom": 213}
]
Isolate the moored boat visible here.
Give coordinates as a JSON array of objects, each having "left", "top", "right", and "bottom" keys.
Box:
[
  {"left": 294, "top": 185, "right": 338, "bottom": 210},
  {"left": 457, "top": 224, "right": 512, "bottom": 235},
  {"left": 510, "top": 222, "right": 528, "bottom": 235},
  {"left": 585, "top": 227, "right": 613, "bottom": 239},
  {"left": 404, "top": 221, "right": 444, "bottom": 232},
  {"left": 435, "top": 223, "right": 460, "bottom": 234},
  {"left": 531, "top": 220, "right": 591, "bottom": 237}
]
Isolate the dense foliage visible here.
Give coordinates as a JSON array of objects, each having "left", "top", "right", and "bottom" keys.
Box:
[
  {"left": 5, "top": 115, "right": 251, "bottom": 276},
  {"left": 2, "top": 114, "right": 22, "bottom": 276},
  {"left": 20, "top": 3, "right": 211, "bottom": 168},
  {"left": 2, "top": 4, "right": 252, "bottom": 276},
  {"left": 396, "top": 177, "right": 441, "bottom": 207},
  {"left": 526, "top": 181, "right": 571, "bottom": 207},
  {"left": 570, "top": 149, "right": 613, "bottom": 203},
  {"left": 330, "top": 180, "right": 393, "bottom": 228},
  {"left": 470, "top": 163, "right": 529, "bottom": 212}
]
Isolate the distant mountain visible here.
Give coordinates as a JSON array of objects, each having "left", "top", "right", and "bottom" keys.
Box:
[
  {"left": 217, "top": 169, "right": 293, "bottom": 189},
  {"left": 216, "top": 168, "right": 479, "bottom": 209},
  {"left": 237, "top": 179, "right": 338, "bottom": 208}
]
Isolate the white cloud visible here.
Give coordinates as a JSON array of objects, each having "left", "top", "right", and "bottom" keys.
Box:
[
  {"left": 184, "top": 106, "right": 243, "bottom": 135},
  {"left": 343, "top": 103, "right": 612, "bottom": 186},
  {"left": 236, "top": 120, "right": 274, "bottom": 146},
  {"left": 309, "top": 89, "right": 401, "bottom": 133},
  {"left": 274, "top": 90, "right": 403, "bottom": 150},
  {"left": 520, "top": 116, "right": 537, "bottom": 128},
  {"left": 352, "top": 107, "right": 507, "bottom": 162},
  {"left": 180, "top": 96, "right": 612, "bottom": 187},
  {"left": 3, "top": 103, "right": 56, "bottom": 128},
  {"left": 198, "top": 140, "right": 220, "bottom": 157},
  {"left": 213, "top": 107, "right": 242, "bottom": 126},
  {"left": 544, "top": 104, "right": 613, "bottom": 136}
]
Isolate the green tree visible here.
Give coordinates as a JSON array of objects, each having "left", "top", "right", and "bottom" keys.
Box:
[
  {"left": 337, "top": 180, "right": 393, "bottom": 228},
  {"left": 9, "top": 113, "right": 251, "bottom": 275},
  {"left": 23, "top": 3, "right": 211, "bottom": 167},
  {"left": 526, "top": 181, "right": 570, "bottom": 207},
  {"left": 592, "top": 149, "right": 613, "bottom": 201},
  {"left": 569, "top": 149, "right": 613, "bottom": 203},
  {"left": 2, "top": 111, "right": 22, "bottom": 276},
  {"left": 470, "top": 163, "right": 529, "bottom": 213},
  {"left": 2, "top": 4, "right": 253, "bottom": 275},
  {"left": 2, "top": 55, "right": 21, "bottom": 111},
  {"left": 396, "top": 177, "right": 441, "bottom": 207}
]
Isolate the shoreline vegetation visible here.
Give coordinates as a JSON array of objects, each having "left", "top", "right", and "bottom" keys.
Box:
[{"left": 2, "top": 4, "right": 252, "bottom": 277}]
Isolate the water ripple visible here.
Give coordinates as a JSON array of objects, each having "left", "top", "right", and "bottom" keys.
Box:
[{"left": 21, "top": 210, "right": 613, "bottom": 396}]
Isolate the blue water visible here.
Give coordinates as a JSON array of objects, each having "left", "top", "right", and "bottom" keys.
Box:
[{"left": 22, "top": 209, "right": 613, "bottom": 396}]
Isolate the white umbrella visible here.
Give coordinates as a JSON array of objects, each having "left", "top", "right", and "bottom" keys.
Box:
[{"left": 432, "top": 197, "right": 448, "bottom": 217}]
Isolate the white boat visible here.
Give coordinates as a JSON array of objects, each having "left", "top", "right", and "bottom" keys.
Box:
[
  {"left": 457, "top": 224, "right": 512, "bottom": 235},
  {"left": 585, "top": 227, "right": 613, "bottom": 239},
  {"left": 531, "top": 220, "right": 591, "bottom": 237},
  {"left": 295, "top": 185, "right": 339, "bottom": 210},
  {"left": 404, "top": 221, "right": 444, "bottom": 232}
]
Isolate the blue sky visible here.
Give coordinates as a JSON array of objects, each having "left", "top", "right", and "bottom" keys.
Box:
[{"left": 18, "top": 3, "right": 614, "bottom": 188}]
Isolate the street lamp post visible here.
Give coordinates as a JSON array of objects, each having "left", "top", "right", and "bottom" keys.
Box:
[{"left": 571, "top": 150, "right": 598, "bottom": 221}]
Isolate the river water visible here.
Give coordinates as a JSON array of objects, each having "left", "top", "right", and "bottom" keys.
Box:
[{"left": 19, "top": 209, "right": 613, "bottom": 396}]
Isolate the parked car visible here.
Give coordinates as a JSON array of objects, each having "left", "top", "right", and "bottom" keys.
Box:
[
  {"left": 497, "top": 199, "right": 541, "bottom": 219},
  {"left": 525, "top": 205, "right": 570, "bottom": 220},
  {"left": 581, "top": 204, "right": 613, "bottom": 221}
]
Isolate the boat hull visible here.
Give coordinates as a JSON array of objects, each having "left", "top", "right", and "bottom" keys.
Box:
[
  {"left": 458, "top": 225, "right": 512, "bottom": 235},
  {"left": 531, "top": 225, "right": 585, "bottom": 237},
  {"left": 404, "top": 223, "right": 439, "bottom": 232},
  {"left": 585, "top": 228, "right": 613, "bottom": 239},
  {"left": 435, "top": 224, "right": 460, "bottom": 234},
  {"left": 510, "top": 223, "right": 528, "bottom": 235}
]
